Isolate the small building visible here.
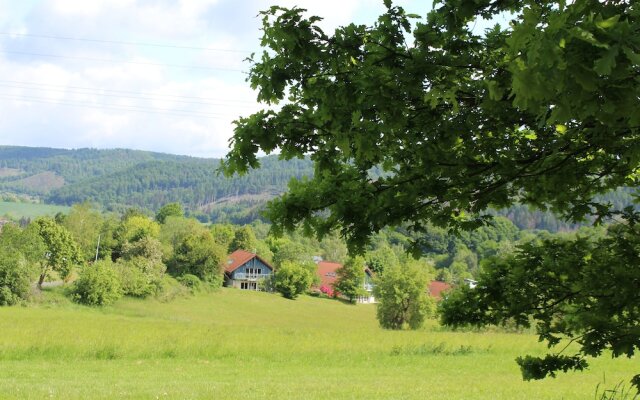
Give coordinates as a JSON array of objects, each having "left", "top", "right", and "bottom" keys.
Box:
[
  {"left": 428, "top": 280, "right": 452, "bottom": 300},
  {"left": 464, "top": 278, "right": 478, "bottom": 289},
  {"left": 316, "top": 260, "right": 376, "bottom": 303},
  {"left": 224, "top": 250, "right": 274, "bottom": 291}
]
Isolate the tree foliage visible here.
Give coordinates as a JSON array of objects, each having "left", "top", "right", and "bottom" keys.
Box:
[
  {"left": 333, "top": 256, "right": 366, "bottom": 303},
  {"left": 0, "top": 251, "right": 31, "bottom": 306},
  {"left": 229, "top": 225, "right": 258, "bottom": 253},
  {"left": 62, "top": 202, "right": 104, "bottom": 262},
  {"left": 155, "top": 202, "right": 184, "bottom": 224},
  {"left": 273, "top": 260, "right": 314, "bottom": 299},
  {"left": 221, "top": 0, "right": 640, "bottom": 388},
  {"left": 374, "top": 262, "right": 434, "bottom": 330},
  {"left": 223, "top": 1, "right": 640, "bottom": 252},
  {"left": 32, "top": 217, "right": 82, "bottom": 287},
  {"left": 440, "top": 214, "right": 640, "bottom": 387},
  {"left": 170, "top": 231, "right": 226, "bottom": 285}
]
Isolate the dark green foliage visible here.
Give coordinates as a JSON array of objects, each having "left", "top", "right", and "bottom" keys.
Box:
[
  {"left": 440, "top": 215, "right": 640, "bottom": 389},
  {"left": 223, "top": 1, "right": 640, "bottom": 253},
  {"left": 273, "top": 260, "right": 313, "bottom": 299},
  {"left": 221, "top": 0, "right": 640, "bottom": 388},
  {"left": 229, "top": 226, "right": 257, "bottom": 253},
  {"left": 333, "top": 257, "right": 366, "bottom": 303},
  {"left": 374, "top": 263, "right": 434, "bottom": 330},
  {"left": 170, "top": 231, "right": 225, "bottom": 285},
  {"left": 71, "top": 260, "right": 122, "bottom": 306}
]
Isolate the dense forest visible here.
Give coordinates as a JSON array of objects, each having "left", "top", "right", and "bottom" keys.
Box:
[{"left": 0, "top": 146, "right": 636, "bottom": 229}]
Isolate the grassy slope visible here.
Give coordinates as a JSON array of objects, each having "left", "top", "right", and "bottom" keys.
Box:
[
  {"left": 0, "top": 288, "right": 634, "bottom": 399},
  {"left": 0, "top": 201, "right": 70, "bottom": 219}
]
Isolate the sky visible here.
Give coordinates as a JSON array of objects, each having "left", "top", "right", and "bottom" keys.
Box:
[{"left": 0, "top": 0, "right": 434, "bottom": 158}]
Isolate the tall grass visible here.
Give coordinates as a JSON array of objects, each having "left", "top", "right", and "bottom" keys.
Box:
[{"left": 0, "top": 288, "right": 635, "bottom": 399}]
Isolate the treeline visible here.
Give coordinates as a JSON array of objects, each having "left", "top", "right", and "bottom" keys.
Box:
[
  {"left": 0, "top": 146, "right": 636, "bottom": 230},
  {"left": 0, "top": 201, "right": 614, "bottom": 310}
]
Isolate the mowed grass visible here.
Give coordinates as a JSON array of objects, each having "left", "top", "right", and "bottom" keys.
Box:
[
  {"left": 0, "top": 201, "right": 69, "bottom": 219},
  {"left": 0, "top": 289, "right": 635, "bottom": 399}
]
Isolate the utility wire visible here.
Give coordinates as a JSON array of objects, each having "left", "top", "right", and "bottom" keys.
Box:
[
  {"left": 0, "top": 93, "right": 234, "bottom": 119},
  {"left": 0, "top": 79, "right": 256, "bottom": 104},
  {"left": 0, "top": 82, "right": 257, "bottom": 108},
  {"left": 3, "top": 50, "right": 246, "bottom": 72},
  {"left": 0, "top": 32, "right": 253, "bottom": 54}
]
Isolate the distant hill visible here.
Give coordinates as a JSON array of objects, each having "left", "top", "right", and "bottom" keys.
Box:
[
  {"left": 0, "top": 146, "right": 313, "bottom": 223},
  {"left": 0, "top": 145, "right": 635, "bottom": 229}
]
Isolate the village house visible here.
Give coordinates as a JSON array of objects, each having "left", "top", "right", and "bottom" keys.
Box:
[
  {"left": 428, "top": 280, "right": 452, "bottom": 300},
  {"left": 315, "top": 260, "right": 376, "bottom": 303},
  {"left": 224, "top": 250, "right": 274, "bottom": 291}
]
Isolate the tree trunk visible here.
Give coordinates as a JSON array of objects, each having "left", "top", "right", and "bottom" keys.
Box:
[
  {"left": 37, "top": 265, "right": 48, "bottom": 290},
  {"left": 37, "top": 273, "right": 46, "bottom": 290}
]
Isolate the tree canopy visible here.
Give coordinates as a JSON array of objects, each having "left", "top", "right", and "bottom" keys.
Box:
[
  {"left": 223, "top": 0, "right": 639, "bottom": 253},
  {"left": 222, "top": 0, "right": 640, "bottom": 389}
]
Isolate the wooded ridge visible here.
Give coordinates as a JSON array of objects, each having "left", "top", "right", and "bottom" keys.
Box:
[{"left": 0, "top": 145, "right": 634, "bottom": 229}]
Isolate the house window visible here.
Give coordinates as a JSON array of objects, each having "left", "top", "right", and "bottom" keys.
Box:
[
  {"left": 257, "top": 268, "right": 262, "bottom": 275},
  {"left": 241, "top": 282, "right": 248, "bottom": 289}
]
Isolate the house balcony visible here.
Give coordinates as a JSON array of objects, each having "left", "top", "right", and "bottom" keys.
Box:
[
  {"left": 233, "top": 273, "right": 271, "bottom": 281},
  {"left": 364, "top": 283, "right": 374, "bottom": 292}
]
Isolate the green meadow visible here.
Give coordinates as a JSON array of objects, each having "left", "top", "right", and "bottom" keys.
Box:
[
  {"left": 0, "top": 201, "right": 70, "bottom": 220},
  {"left": 0, "top": 288, "right": 635, "bottom": 399}
]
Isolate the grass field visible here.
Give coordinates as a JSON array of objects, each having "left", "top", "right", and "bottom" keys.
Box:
[
  {"left": 0, "top": 288, "right": 635, "bottom": 399},
  {"left": 0, "top": 201, "right": 70, "bottom": 219}
]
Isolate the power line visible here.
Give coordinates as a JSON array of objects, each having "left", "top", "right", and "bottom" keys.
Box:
[
  {"left": 0, "top": 93, "right": 236, "bottom": 119},
  {"left": 0, "top": 82, "right": 258, "bottom": 108},
  {"left": 0, "top": 32, "right": 253, "bottom": 54},
  {"left": 3, "top": 50, "right": 246, "bottom": 72},
  {"left": 0, "top": 79, "right": 257, "bottom": 104}
]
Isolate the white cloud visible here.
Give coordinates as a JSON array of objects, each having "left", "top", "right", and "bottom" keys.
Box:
[{"left": 0, "top": 0, "right": 434, "bottom": 158}]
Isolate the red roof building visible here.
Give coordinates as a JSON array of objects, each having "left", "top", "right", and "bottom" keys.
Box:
[
  {"left": 428, "top": 280, "right": 452, "bottom": 300},
  {"left": 316, "top": 261, "right": 342, "bottom": 288},
  {"left": 225, "top": 250, "right": 274, "bottom": 291}
]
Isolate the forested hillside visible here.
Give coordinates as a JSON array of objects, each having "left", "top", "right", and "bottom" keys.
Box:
[
  {"left": 0, "top": 146, "right": 635, "bottom": 228},
  {"left": 0, "top": 146, "right": 313, "bottom": 223}
]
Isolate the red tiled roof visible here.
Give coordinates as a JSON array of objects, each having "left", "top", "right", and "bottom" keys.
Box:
[
  {"left": 225, "top": 250, "right": 273, "bottom": 273},
  {"left": 316, "top": 261, "right": 342, "bottom": 287},
  {"left": 428, "top": 281, "right": 451, "bottom": 300}
]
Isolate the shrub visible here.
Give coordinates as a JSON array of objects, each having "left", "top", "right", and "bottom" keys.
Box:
[
  {"left": 71, "top": 260, "right": 122, "bottom": 306},
  {"left": 156, "top": 276, "right": 191, "bottom": 303},
  {"left": 115, "top": 256, "right": 165, "bottom": 298},
  {"left": 177, "top": 274, "right": 202, "bottom": 292},
  {"left": 0, "top": 252, "right": 32, "bottom": 306}
]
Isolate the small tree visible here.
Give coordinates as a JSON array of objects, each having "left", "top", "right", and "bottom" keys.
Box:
[
  {"left": 33, "top": 217, "right": 82, "bottom": 288},
  {"left": 274, "top": 260, "right": 313, "bottom": 299},
  {"left": 333, "top": 256, "right": 366, "bottom": 303},
  {"left": 374, "top": 263, "right": 434, "bottom": 330},
  {"left": 63, "top": 202, "right": 104, "bottom": 262}
]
